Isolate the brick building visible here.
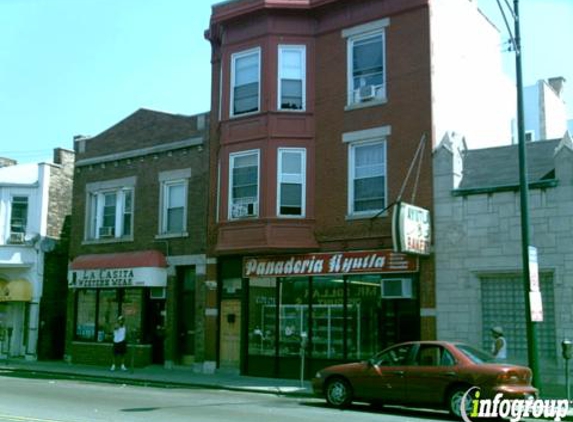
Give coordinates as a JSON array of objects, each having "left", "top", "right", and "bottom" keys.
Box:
[
  {"left": 0, "top": 148, "right": 74, "bottom": 360},
  {"left": 204, "top": 0, "right": 513, "bottom": 378},
  {"left": 66, "top": 109, "right": 212, "bottom": 369},
  {"left": 434, "top": 131, "right": 573, "bottom": 386}
]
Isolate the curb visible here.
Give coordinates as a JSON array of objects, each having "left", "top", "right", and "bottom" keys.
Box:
[{"left": 0, "top": 366, "right": 314, "bottom": 398}]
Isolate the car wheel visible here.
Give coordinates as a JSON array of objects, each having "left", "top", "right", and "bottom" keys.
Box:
[
  {"left": 448, "top": 386, "right": 473, "bottom": 419},
  {"left": 325, "top": 377, "right": 353, "bottom": 408}
]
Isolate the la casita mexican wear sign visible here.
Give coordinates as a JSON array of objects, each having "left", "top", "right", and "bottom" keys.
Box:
[{"left": 243, "top": 250, "right": 418, "bottom": 278}]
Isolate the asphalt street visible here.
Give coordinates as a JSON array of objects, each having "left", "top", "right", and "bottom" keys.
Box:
[{"left": 0, "top": 373, "right": 454, "bottom": 422}]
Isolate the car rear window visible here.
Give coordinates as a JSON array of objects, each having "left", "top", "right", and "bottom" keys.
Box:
[{"left": 456, "top": 344, "right": 496, "bottom": 364}]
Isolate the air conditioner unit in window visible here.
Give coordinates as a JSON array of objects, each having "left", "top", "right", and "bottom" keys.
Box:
[
  {"left": 8, "top": 232, "right": 25, "bottom": 244},
  {"left": 150, "top": 287, "right": 166, "bottom": 299},
  {"left": 231, "top": 201, "right": 258, "bottom": 218},
  {"left": 381, "top": 278, "right": 413, "bottom": 299},
  {"left": 98, "top": 226, "right": 114, "bottom": 238},
  {"left": 354, "top": 85, "right": 376, "bottom": 102}
]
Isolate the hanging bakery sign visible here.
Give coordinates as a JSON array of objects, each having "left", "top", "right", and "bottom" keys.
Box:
[
  {"left": 243, "top": 250, "right": 418, "bottom": 278},
  {"left": 392, "top": 201, "right": 431, "bottom": 256}
]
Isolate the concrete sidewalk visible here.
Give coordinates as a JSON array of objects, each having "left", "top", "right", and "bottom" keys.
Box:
[
  {"left": 2, "top": 358, "right": 573, "bottom": 421},
  {"left": 0, "top": 358, "right": 313, "bottom": 397}
]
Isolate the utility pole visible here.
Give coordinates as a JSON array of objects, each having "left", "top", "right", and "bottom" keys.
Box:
[{"left": 513, "top": 0, "right": 542, "bottom": 391}]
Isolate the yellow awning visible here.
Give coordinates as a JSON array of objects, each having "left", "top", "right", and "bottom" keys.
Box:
[{"left": 0, "top": 279, "right": 32, "bottom": 302}]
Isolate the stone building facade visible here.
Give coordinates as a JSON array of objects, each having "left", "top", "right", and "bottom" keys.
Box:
[{"left": 434, "top": 131, "right": 573, "bottom": 384}]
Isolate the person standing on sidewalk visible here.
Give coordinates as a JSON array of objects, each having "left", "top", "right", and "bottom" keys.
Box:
[
  {"left": 111, "top": 316, "right": 127, "bottom": 371},
  {"left": 491, "top": 326, "right": 507, "bottom": 361}
]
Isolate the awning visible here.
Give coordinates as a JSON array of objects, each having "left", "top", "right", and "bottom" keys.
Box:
[
  {"left": 70, "top": 250, "right": 167, "bottom": 270},
  {"left": 69, "top": 250, "right": 167, "bottom": 289},
  {"left": 0, "top": 279, "right": 33, "bottom": 302}
]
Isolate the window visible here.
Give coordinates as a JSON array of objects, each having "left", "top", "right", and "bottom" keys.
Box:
[
  {"left": 373, "top": 344, "right": 413, "bottom": 366},
  {"left": 86, "top": 178, "right": 135, "bottom": 240},
  {"left": 229, "top": 150, "right": 259, "bottom": 219},
  {"left": 10, "top": 196, "right": 28, "bottom": 234},
  {"left": 161, "top": 181, "right": 186, "bottom": 234},
  {"left": 158, "top": 169, "right": 190, "bottom": 236},
  {"left": 277, "top": 148, "right": 305, "bottom": 217},
  {"left": 343, "top": 19, "right": 389, "bottom": 106},
  {"left": 480, "top": 274, "right": 556, "bottom": 360},
  {"left": 348, "top": 140, "right": 386, "bottom": 215},
  {"left": 231, "top": 48, "right": 260, "bottom": 116},
  {"left": 278, "top": 45, "right": 305, "bottom": 111},
  {"left": 74, "top": 288, "right": 143, "bottom": 343}
]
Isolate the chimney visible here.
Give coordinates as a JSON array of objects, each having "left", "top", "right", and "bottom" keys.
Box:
[
  {"left": 548, "top": 77, "right": 566, "bottom": 98},
  {"left": 73, "top": 134, "right": 89, "bottom": 154},
  {"left": 0, "top": 157, "right": 17, "bottom": 168},
  {"left": 53, "top": 148, "right": 75, "bottom": 166}
]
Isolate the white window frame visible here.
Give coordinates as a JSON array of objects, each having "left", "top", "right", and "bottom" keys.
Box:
[
  {"left": 230, "top": 47, "right": 261, "bottom": 117},
  {"left": 344, "top": 126, "right": 390, "bottom": 218},
  {"left": 157, "top": 168, "right": 191, "bottom": 238},
  {"left": 278, "top": 45, "right": 306, "bottom": 111},
  {"left": 228, "top": 150, "right": 260, "bottom": 220},
  {"left": 343, "top": 18, "right": 389, "bottom": 108},
  {"left": 85, "top": 177, "right": 135, "bottom": 241},
  {"left": 277, "top": 148, "right": 306, "bottom": 217},
  {"left": 87, "top": 190, "right": 133, "bottom": 240},
  {"left": 160, "top": 180, "right": 188, "bottom": 236}
]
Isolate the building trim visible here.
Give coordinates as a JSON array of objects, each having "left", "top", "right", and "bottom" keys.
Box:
[{"left": 75, "top": 137, "right": 203, "bottom": 167}]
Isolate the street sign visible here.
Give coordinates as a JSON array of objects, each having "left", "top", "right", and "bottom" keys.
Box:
[
  {"left": 528, "top": 246, "right": 539, "bottom": 292},
  {"left": 530, "top": 291, "right": 544, "bottom": 322}
]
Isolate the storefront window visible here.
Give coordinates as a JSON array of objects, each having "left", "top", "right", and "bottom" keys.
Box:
[
  {"left": 279, "top": 277, "right": 309, "bottom": 357},
  {"left": 347, "top": 275, "right": 382, "bottom": 360},
  {"left": 312, "top": 277, "right": 344, "bottom": 359},
  {"left": 122, "top": 289, "right": 143, "bottom": 342},
  {"left": 76, "top": 290, "right": 97, "bottom": 341},
  {"left": 248, "top": 278, "right": 277, "bottom": 356},
  {"left": 74, "top": 288, "right": 144, "bottom": 343},
  {"left": 98, "top": 290, "right": 118, "bottom": 342}
]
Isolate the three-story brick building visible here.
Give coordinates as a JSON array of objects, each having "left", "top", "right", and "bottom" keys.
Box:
[{"left": 204, "top": 0, "right": 515, "bottom": 378}]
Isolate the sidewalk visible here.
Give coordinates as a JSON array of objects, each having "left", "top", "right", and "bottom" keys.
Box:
[
  {"left": 2, "top": 358, "right": 573, "bottom": 421},
  {"left": 0, "top": 358, "right": 313, "bottom": 397}
]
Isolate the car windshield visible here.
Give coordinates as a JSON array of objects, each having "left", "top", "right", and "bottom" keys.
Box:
[{"left": 456, "top": 344, "right": 496, "bottom": 364}]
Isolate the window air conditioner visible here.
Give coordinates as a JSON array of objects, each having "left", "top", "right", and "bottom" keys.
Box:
[
  {"left": 231, "top": 200, "right": 258, "bottom": 218},
  {"left": 381, "top": 278, "right": 413, "bottom": 299},
  {"left": 150, "top": 287, "right": 166, "bottom": 299},
  {"left": 98, "top": 226, "right": 114, "bottom": 238},
  {"left": 8, "top": 232, "right": 25, "bottom": 244},
  {"left": 355, "top": 85, "right": 376, "bottom": 102}
]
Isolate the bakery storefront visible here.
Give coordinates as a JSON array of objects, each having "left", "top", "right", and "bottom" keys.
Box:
[
  {"left": 67, "top": 250, "right": 167, "bottom": 367},
  {"left": 241, "top": 250, "right": 419, "bottom": 379}
]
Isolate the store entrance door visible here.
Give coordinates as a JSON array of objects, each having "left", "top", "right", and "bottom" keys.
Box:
[{"left": 220, "top": 299, "right": 241, "bottom": 370}]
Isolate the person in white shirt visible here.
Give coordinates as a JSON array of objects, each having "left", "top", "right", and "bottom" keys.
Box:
[
  {"left": 111, "top": 316, "right": 128, "bottom": 371},
  {"left": 491, "top": 326, "right": 507, "bottom": 361}
]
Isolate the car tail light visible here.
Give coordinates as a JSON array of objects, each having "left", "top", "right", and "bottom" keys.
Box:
[{"left": 497, "top": 370, "right": 531, "bottom": 384}]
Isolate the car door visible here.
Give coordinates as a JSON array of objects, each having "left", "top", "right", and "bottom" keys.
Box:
[
  {"left": 404, "top": 344, "right": 458, "bottom": 405},
  {"left": 355, "top": 343, "right": 414, "bottom": 404}
]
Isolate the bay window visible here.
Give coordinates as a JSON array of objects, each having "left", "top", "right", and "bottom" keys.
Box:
[
  {"left": 229, "top": 150, "right": 259, "bottom": 219},
  {"left": 277, "top": 148, "right": 306, "bottom": 217},
  {"left": 231, "top": 48, "right": 261, "bottom": 116},
  {"left": 278, "top": 45, "right": 305, "bottom": 111}
]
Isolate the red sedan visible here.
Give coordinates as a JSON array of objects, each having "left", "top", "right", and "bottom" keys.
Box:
[{"left": 312, "top": 341, "right": 537, "bottom": 417}]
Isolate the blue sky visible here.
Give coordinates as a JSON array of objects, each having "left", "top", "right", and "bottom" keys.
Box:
[{"left": 0, "top": 0, "right": 571, "bottom": 164}]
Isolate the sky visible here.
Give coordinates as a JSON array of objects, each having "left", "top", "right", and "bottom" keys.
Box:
[{"left": 0, "top": 0, "right": 571, "bottom": 164}]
